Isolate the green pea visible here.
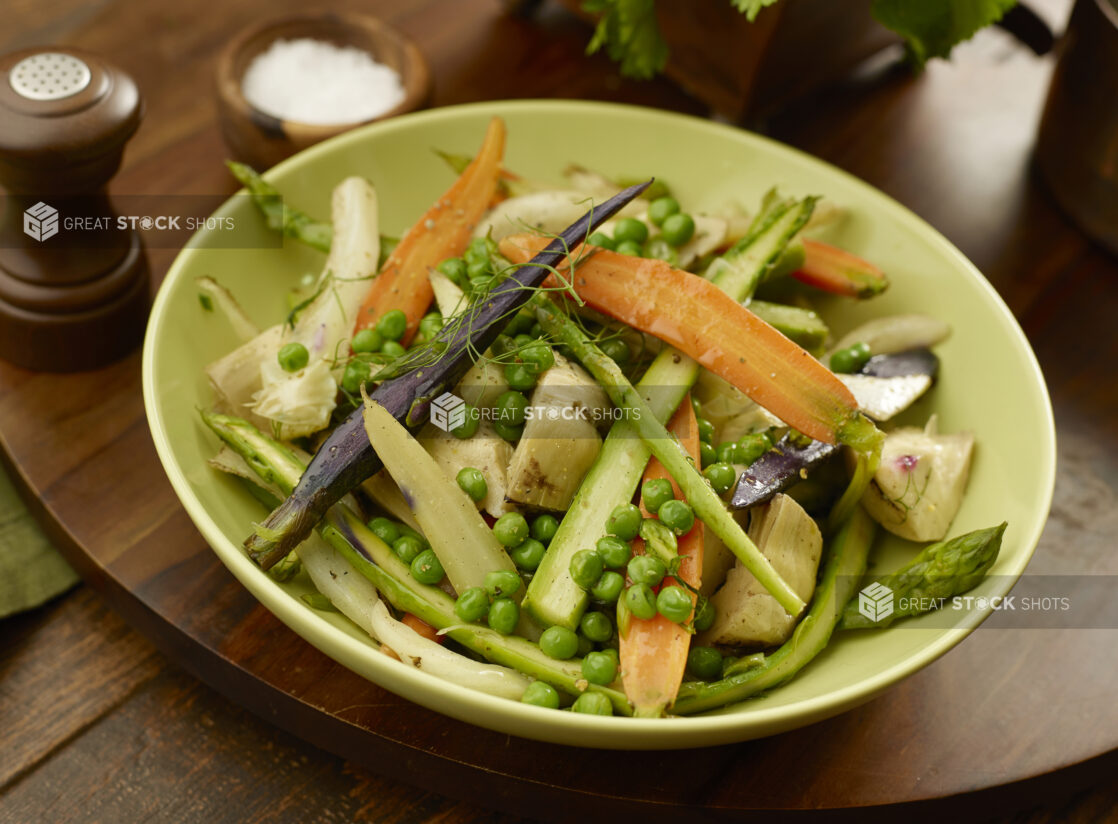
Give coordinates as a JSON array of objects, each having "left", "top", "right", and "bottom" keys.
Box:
[
  {"left": 830, "top": 341, "right": 872, "bottom": 374},
  {"left": 690, "top": 396, "right": 703, "bottom": 417},
  {"left": 503, "top": 310, "right": 534, "bottom": 337},
  {"left": 397, "top": 523, "right": 426, "bottom": 545},
  {"left": 648, "top": 196, "right": 681, "bottom": 226},
  {"left": 642, "top": 237, "right": 679, "bottom": 266},
  {"left": 606, "top": 503, "right": 642, "bottom": 541},
  {"left": 614, "top": 239, "right": 643, "bottom": 257},
  {"left": 376, "top": 309, "right": 408, "bottom": 341},
  {"left": 627, "top": 555, "right": 666, "bottom": 588},
  {"left": 417, "top": 313, "right": 443, "bottom": 342},
  {"left": 588, "top": 231, "right": 615, "bottom": 250},
  {"left": 277, "top": 342, "right": 309, "bottom": 373},
  {"left": 454, "top": 586, "right": 491, "bottom": 623},
  {"left": 510, "top": 538, "right": 546, "bottom": 571},
  {"left": 696, "top": 417, "right": 716, "bottom": 444},
  {"left": 437, "top": 257, "right": 468, "bottom": 286},
  {"left": 581, "top": 651, "right": 618, "bottom": 686},
  {"left": 449, "top": 411, "right": 481, "bottom": 440},
  {"left": 455, "top": 467, "right": 488, "bottom": 502},
  {"left": 599, "top": 338, "right": 630, "bottom": 365},
  {"left": 577, "top": 634, "right": 593, "bottom": 658},
  {"left": 465, "top": 236, "right": 491, "bottom": 264},
  {"left": 580, "top": 611, "right": 613, "bottom": 643},
  {"left": 521, "top": 680, "right": 560, "bottom": 709},
  {"left": 737, "top": 432, "right": 773, "bottom": 465},
  {"left": 661, "top": 212, "right": 696, "bottom": 246},
  {"left": 367, "top": 516, "right": 399, "bottom": 546},
  {"left": 528, "top": 322, "right": 544, "bottom": 339},
  {"left": 657, "top": 585, "right": 693, "bottom": 624},
  {"left": 687, "top": 646, "right": 723, "bottom": 680},
  {"left": 381, "top": 340, "right": 406, "bottom": 359},
  {"left": 520, "top": 342, "right": 555, "bottom": 373},
  {"left": 469, "top": 274, "right": 492, "bottom": 293},
  {"left": 504, "top": 362, "right": 538, "bottom": 392},
  {"left": 569, "top": 550, "right": 604, "bottom": 589},
  {"left": 531, "top": 514, "right": 559, "bottom": 545},
  {"left": 493, "top": 420, "right": 523, "bottom": 442},
  {"left": 590, "top": 570, "right": 624, "bottom": 603},
  {"left": 571, "top": 692, "right": 613, "bottom": 715},
  {"left": 613, "top": 217, "right": 649, "bottom": 245},
  {"left": 493, "top": 512, "right": 530, "bottom": 548},
  {"left": 450, "top": 403, "right": 479, "bottom": 439},
  {"left": 595, "top": 535, "right": 631, "bottom": 569},
  {"left": 392, "top": 535, "right": 424, "bottom": 564},
  {"left": 601, "top": 646, "right": 620, "bottom": 665},
  {"left": 539, "top": 625, "right": 579, "bottom": 660},
  {"left": 351, "top": 328, "right": 383, "bottom": 354},
  {"left": 513, "top": 333, "right": 534, "bottom": 349},
  {"left": 624, "top": 583, "right": 658, "bottom": 620},
  {"left": 641, "top": 478, "right": 675, "bottom": 514},
  {"left": 693, "top": 597, "right": 716, "bottom": 632},
  {"left": 488, "top": 597, "right": 520, "bottom": 635},
  {"left": 484, "top": 569, "right": 522, "bottom": 599},
  {"left": 704, "top": 462, "right": 737, "bottom": 495},
  {"left": 410, "top": 549, "right": 444, "bottom": 585},
  {"left": 341, "top": 358, "right": 370, "bottom": 394},
  {"left": 495, "top": 390, "right": 530, "bottom": 426},
  {"left": 657, "top": 499, "right": 695, "bottom": 535},
  {"left": 716, "top": 441, "right": 746, "bottom": 465},
  {"left": 699, "top": 441, "right": 717, "bottom": 469}
]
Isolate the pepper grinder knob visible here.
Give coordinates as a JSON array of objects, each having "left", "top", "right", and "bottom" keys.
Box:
[{"left": 0, "top": 47, "right": 149, "bottom": 372}]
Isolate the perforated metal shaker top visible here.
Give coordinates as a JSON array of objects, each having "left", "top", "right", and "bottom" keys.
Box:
[{"left": 9, "top": 53, "right": 92, "bottom": 101}]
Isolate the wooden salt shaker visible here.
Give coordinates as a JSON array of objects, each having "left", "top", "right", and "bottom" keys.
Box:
[{"left": 0, "top": 47, "right": 149, "bottom": 372}]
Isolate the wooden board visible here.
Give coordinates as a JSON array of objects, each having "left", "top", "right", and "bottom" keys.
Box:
[{"left": 2, "top": 0, "right": 1116, "bottom": 820}]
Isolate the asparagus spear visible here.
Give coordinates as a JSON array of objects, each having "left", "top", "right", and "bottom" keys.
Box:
[
  {"left": 523, "top": 197, "right": 816, "bottom": 630},
  {"left": 243, "top": 181, "right": 650, "bottom": 569},
  {"left": 534, "top": 297, "right": 806, "bottom": 616},
  {"left": 227, "top": 161, "right": 402, "bottom": 266},
  {"left": 748, "top": 300, "right": 829, "bottom": 354},
  {"left": 838, "top": 522, "right": 1006, "bottom": 629},
  {"left": 227, "top": 161, "right": 334, "bottom": 253},
  {"left": 672, "top": 507, "right": 876, "bottom": 715},
  {"left": 202, "top": 411, "right": 633, "bottom": 714}
]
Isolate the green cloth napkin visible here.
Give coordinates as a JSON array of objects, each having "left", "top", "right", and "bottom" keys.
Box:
[{"left": 0, "top": 462, "right": 78, "bottom": 618}]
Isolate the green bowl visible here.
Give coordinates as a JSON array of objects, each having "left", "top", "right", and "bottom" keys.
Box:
[{"left": 143, "top": 100, "right": 1055, "bottom": 749}]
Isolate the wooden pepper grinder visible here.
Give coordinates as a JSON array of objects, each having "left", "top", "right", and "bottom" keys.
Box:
[{"left": 0, "top": 47, "right": 149, "bottom": 372}]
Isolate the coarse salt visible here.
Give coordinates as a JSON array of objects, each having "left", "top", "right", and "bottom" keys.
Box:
[{"left": 241, "top": 38, "right": 406, "bottom": 126}]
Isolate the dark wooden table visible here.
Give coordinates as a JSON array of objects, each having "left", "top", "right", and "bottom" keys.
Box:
[{"left": 3, "top": 1, "right": 1117, "bottom": 822}]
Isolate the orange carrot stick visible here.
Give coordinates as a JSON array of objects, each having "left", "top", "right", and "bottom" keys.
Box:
[
  {"left": 355, "top": 117, "right": 507, "bottom": 344},
  {"left": 620, "top": 396, "right": 704, "bottom": 717},
  {"left": 793, "top": 238, "right": 888, "bottom": 299},
  {"left": 500, "top": 235, "right": 862, "bottom": 446},
  {"left": 401, "top": 612, "right": 442, "bottom": 644}
]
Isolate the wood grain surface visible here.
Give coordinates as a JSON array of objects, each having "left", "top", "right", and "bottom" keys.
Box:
[{"left": 2, "top": 0, "right": 1116, "bottom": 822}]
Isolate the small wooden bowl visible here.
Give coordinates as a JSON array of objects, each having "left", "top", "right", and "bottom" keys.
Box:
[{"left": 216, "top": 12, "right": 430, "bottom": 171}]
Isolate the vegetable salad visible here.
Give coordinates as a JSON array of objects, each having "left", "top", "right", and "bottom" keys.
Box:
[{"left": 201, "top": 118, "right": 1004, "bottom": 719}]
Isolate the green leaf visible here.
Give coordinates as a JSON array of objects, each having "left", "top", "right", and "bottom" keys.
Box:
[
  {"left": 871, "top": 0, "right": 1017, "bottom": 67},
  {"left": 729, "top": 0, "right": 782, "bottom": 22},
  {"left": 584, "top": 0, "right": 669, "bottom": 80}
]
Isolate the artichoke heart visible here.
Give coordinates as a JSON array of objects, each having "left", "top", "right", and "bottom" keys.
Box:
[{"left": 505, "top": 353, "right": 610, "bottom": 511}]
